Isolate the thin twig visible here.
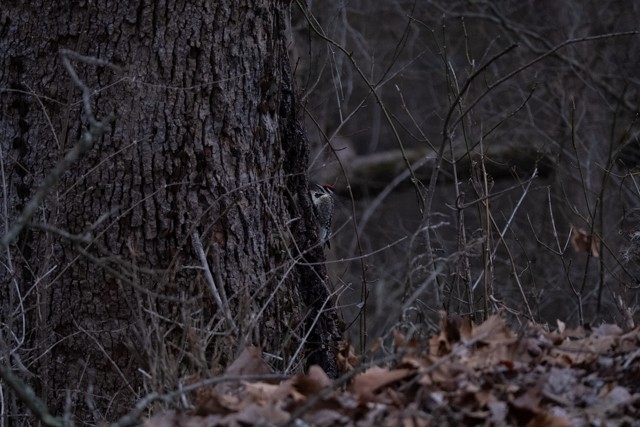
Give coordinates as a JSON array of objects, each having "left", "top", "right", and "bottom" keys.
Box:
[
  {"left": 191, "top": 231, "right": 237, "bottom": 332},
  {"left": 285, "top": 283, "right": 343, "bottom": 374},
  {"left": 0, "top": 50, "right": 115, "bottom": 250},
  {"left": 296, "top": 0, "right": 425, "bottom": 213},
  {"left": 0, "top": 364, "right": 64, "bottom": 427},
  {"left": 470, "top": 167, "right": 538, "bottom": 293}
]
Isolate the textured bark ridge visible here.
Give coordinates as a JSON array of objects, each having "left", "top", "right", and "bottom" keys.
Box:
[
  {"left": 0, "top": 1, "right": 339, "bottom": 423},
  {"left": 278, "top": 37, "right": 341, "bottom": 379}
]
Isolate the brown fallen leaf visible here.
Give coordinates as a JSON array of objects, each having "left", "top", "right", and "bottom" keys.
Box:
[
  {"left": 552, "top": 334, "right": 617, "bottom": 364},
  {"left": 469, "top": 315, "right": 513, "bottom": 344},
  {"left": 369, "top": 336, "right": 383, "bottom": 353},
  {"left": 428, "top": 311, "right": 471, "bottom": 357},
  {"left": 591, "top": 323, "right": 623, "bottom": 337},
  {"left": 337, "top": 340, "right": 360, "bottom": 373},
  {"left": 352, "top": 366, "right": 414, "bottom": 400},
  {"left": 570, "top": 226, "right": 601, "bottom": 257},
  {"left": 294, "top": 365, "right": 332, "bottom": 397},
  {"left": 526, "top": 412, "right": 572, "bottom": 427},
  {"left": 222, "top": 346, "right": 272, "bottom": 377},
  {"left": 510, "top": 387, "right": 542, "bottom": 419},
  {"left": 145, "top": 314, "right": 640, "bottom": 427},
  {"left": 194, "top": 389, "right": 241, "bottom": 416},
  {"left": 243, "top": 381, "right": 284, "bottom": 404},
  {"left": 214, "top": 346, "right": 272, "bottom": 395},
  {"left": 228, "top": 402, "right": 290, "bottom": 425}
]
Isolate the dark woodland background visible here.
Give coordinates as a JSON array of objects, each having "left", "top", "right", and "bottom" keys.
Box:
[
  {"left": 1, "top": 0, "right": 639, "bottom": 424},
  {"left": 295, "top": 0, "right": 640, "bottom": 339}
]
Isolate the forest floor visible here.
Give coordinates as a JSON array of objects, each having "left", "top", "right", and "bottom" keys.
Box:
[{"left": 144, "top": 314, "right": 640, "bottom": 426}]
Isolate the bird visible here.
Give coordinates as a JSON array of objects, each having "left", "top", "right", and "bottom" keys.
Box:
[{"left": 310, "top": 184, "right": 335, "bottom": 249}]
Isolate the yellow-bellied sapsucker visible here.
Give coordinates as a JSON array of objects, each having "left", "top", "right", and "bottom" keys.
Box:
[{"left": 310, "top": 184, "right": 335, "bottom": 248}]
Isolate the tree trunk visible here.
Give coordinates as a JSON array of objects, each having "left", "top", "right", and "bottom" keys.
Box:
[{"left": 0, "top": 1, "right": 339, "bottom": 423}]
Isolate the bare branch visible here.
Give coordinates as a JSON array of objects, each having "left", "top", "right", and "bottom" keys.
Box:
[
  {"left": 0, "top": 50, "right": 116, "bottom": 250},
  {"left": 0, "top": 364, "right": 64, "bottom": 427}
]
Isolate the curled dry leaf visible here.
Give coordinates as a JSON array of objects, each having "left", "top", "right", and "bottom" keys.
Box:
[
  {"left": 337, "top": 340, "right": 360, "bottom": 374},
  {"left": 369, "top": 336, "right": 383, "bottom": 353},
  {"left": 525, "top": 412, "right": 573, "bottom": 427},
  {"left": 214, "top": 346, "right": 272, "bottom": 396},
  {"left": 293, "top": 365, "right": 332, "bottom": 397},
  {"left": 570, "top": 226, "right": 601, "bottom": 257},
  {"left": 352, "top": 366, "right": 414, "bottom": 400},
  {"left": 144, "top": 315, "right": 640, "bottom": 426},
  {"left": 194, "top": 390, "right": 241, "bottom": 416},
  {"left": 221, "top": 346, "right": 272, "bottom": 377},
  {"left": 393, "top": 329, "right": 406, "bottom": 348},
  {"left": 242, "top": 381, "right": 284, "bottom": 404}
]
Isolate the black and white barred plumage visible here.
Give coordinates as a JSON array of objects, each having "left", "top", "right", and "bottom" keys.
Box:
[{"left": 310, "top": 184, "right": 335, "bottom": 248}]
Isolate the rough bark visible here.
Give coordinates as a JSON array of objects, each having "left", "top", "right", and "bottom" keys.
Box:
[{"left": 0, "top": 1, "right": 339, "bottom": 423}]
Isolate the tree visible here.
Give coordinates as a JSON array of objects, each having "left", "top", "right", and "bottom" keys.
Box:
[{"left": 0, "top": 1, "right": 340, "bottom": 423}]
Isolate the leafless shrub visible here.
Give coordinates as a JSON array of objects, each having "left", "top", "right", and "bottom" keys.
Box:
[{"left": 291, "top": 0, "right": 640, "bottom": 347}]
